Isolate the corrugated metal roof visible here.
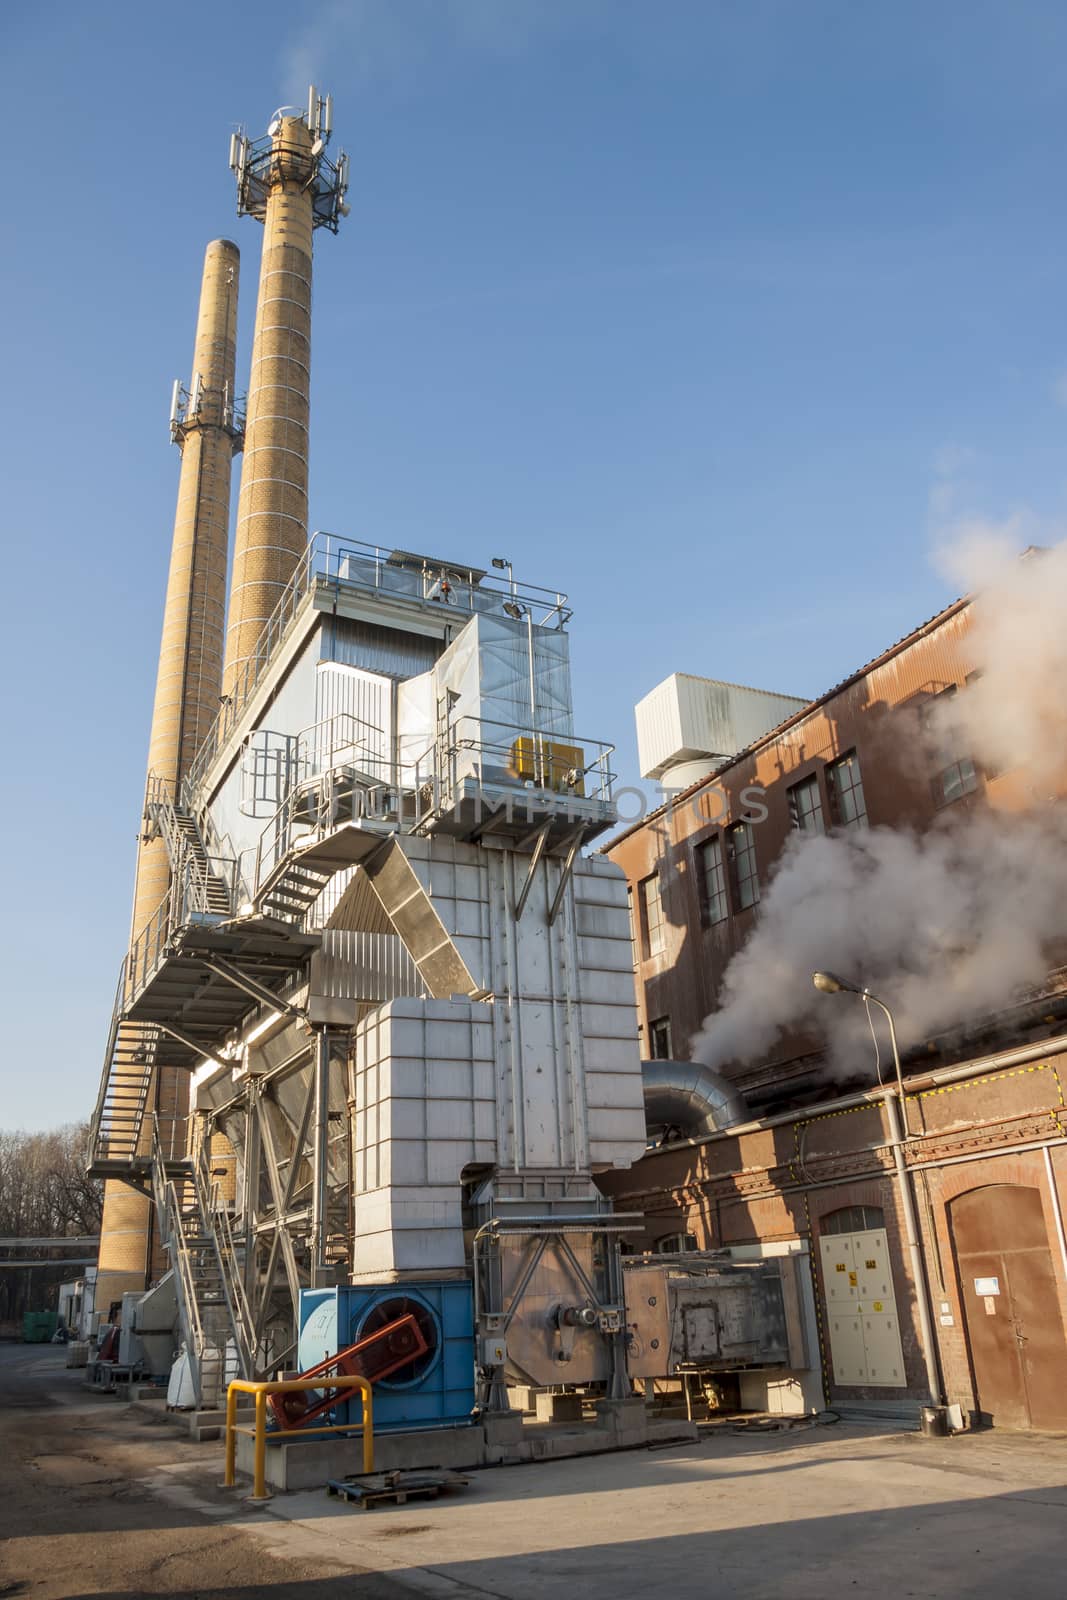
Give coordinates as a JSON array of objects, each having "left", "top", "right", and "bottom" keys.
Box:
[{"left": 605, "top": 592, "right": 969, "bottom": 849}]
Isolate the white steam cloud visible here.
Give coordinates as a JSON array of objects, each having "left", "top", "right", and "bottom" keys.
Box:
[{"left": 692, "top": 530, "right": 1067, "bottom": 1081}]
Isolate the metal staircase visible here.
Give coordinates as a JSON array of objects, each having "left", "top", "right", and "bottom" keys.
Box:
[
  {"left": 257, "top": 857, "right": 336, "bottom": 920},
  {"left": 88, "top": 972, "right": 162, "bottom": 1178},
  {"left": 145, "top": 774, "right": 235, "bottom": 920},
  {"left": 151, "top": 1121, "right": 255, "bottom": 1406}
]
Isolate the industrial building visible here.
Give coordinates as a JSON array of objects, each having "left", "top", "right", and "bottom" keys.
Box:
[
  {"left": 603, "top": 600, "right": 1067, "bottom": 1430},
  {"left": 86, "top": 93, "right": 814, "bottom": 1474}
]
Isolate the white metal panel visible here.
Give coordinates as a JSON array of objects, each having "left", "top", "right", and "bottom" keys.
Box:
[
  {"left": 315, "top": 661, "right": 391, "bottom": 777},
  {"left": 819, "top": 1234, "right": 860, "bottom": 1306},
  {"left": 636, "top": 671, "right": 808, "bottom": 781},
  {"left": 861, "top": 1310, "right": 906, "bottom": 1387},
  {"left": 827, "top": 1310, "right": 868, "bottom": 1385},
  {"left": 821, "top": 1228, "right": 906, "bottom": 1387},
  {"left": 397, "top": 670, "right": 435, "bottom": 787},
  {"left": 853, "top": 1229, "right": 896, "bottom": 1302}
]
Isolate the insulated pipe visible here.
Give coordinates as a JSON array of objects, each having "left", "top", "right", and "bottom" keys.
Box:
[
  {"left": 642, "top": 1059, "right": 748, "bottom": 1141},
  {"left": 222, "top": 116, "right": 316, "bottom": 702},
  {"left": 652, "top": 1033, "right": 1067, "bottom": 1153}
]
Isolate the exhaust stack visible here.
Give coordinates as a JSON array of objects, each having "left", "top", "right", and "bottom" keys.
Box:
[
  {"left": 222, "top": 90, "right": 348, "bottom": 703},
  {"left": 96, "top": 240, "right": 242, "bottom": 1310},
  {"left": 134, "top": 238, "right": 242, "bottom": 935}
]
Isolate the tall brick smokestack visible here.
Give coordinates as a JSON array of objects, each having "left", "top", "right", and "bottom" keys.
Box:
[
  {"left": 222, "top": 91, "right": 347, "bottom": 703},
  {"left": 96, "top": 240, "right": 242, "bottom": 1311}
]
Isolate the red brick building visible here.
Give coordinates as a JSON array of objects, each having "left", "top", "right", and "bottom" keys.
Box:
[{"left": 601, "top": 595, "right": 1067, "bottom": 1428}]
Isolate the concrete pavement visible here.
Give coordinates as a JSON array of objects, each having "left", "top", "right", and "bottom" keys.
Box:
[{"left": 236, "top": 1417, "right": 1067, "bottom": 1599}]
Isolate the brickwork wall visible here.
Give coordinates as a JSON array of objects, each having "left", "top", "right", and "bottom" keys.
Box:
[{"left": 599, "top": 1054, "right": 1067, "bottom": 1416}]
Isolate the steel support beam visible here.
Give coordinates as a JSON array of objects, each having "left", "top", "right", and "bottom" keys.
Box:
[
  {"left": 514, "top": 820, "right": 552, "bottom": 921},
  {"left": 311, "top": 1029, "right": 331, "bottom": 1286},
  {"left": 155, "top": 1023, "right": 229, "bottom": 1071},
  {"left": 547, "top": 825, "right": 586, "bottom": 926},
  {"left": 201, "top": 957, "right": 308, "bottom": 1021}
]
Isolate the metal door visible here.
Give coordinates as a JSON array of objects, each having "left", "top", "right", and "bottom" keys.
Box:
[{"left": 949, "top": 1183, "right": 1067, "bottom": 1431}]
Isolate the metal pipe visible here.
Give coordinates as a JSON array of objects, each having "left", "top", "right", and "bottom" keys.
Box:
[
  {"left": 1042, "top": 1146, "right": 1067, "bottom": 1288},
  {"left": 884, "top": 1089, "right": 942, "bottom": 1405},
  {"left": 311, "top": 1029, "right": 330, "bottom": 1284},
  {"left": 224, "top": 1375, "right": 374, "bottom": 1500},
  {"left": 642, "top": 1059, "right": 748, "bottom": 1140},
  {"left": 653, "top": 1033, "right": 1067, "bottom": 1153}
]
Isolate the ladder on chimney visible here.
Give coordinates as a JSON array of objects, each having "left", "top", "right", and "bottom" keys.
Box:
[{"left": 151, "top": 1121, "right": 255, "bottom": 1406}]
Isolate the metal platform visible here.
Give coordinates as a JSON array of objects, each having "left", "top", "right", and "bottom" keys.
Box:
[
  {"left": 421, "top": 777, "right": 616, "bottom": 850},
  {"left": 123, "top": 917, "right": 320, "bottom": 1065}
]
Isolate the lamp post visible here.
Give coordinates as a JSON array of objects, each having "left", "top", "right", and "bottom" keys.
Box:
[
  {"left": 812, "top": 971, "right": 905, "bottom": 1103},
  {"left": 811, "top": 970, "right": 943, "bottom": 1408}
]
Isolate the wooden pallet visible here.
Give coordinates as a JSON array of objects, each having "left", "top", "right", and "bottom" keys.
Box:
[{"left": 326, "top": 1469, "right": 471, "bottom": 1509}]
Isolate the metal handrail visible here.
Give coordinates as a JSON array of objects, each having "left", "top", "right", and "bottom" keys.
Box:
[
  {"left": 185, "top": 532, "right": 573, "bottom": 800},
  {"left": 190, "top": 1133, "right": 256, "bottom": 1380},
  {"left": 440, "top": 713, "right": 617, "bottom": 803},
  {"left": 210, "top": 1187, "right": 257, "bottom": 1378},
  {"left": 151, "top": 1117, "right": 205, "bottom": 1399},
  {"left": 145, "top": 773, "right": 238, "bottom": 920},
  {"left": 224, "top": 1375, "right": 374, "bottom": 1501}
]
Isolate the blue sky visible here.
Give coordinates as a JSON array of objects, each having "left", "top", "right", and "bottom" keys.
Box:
[{"left": 2, "top": 1, "right": 1066, "bottom": 1128}]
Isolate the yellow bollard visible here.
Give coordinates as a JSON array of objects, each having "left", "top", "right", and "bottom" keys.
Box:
[
  {"left": 223, "top": 1382, "right": 238, "bottom": 1486},
  {"left": 223, "top": 1374, "right": 375, "bottom": 1502},
  {"left": 360, "top": 1384, "right": 374, "bottom": 1473},
  {"left": 252, "top": 1389, "right": 268, "bottom": 1501}
]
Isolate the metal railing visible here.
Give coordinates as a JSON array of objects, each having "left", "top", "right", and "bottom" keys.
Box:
[
  {"left": 151, "top": 1117, "right": 207, "bottom": 1402},
  {"left": 192, "top": 1134, "right": 256, "bottom": 1379},
  {"left": 438, "top": 714, "right": 616, "bottom": 807},
  {"left": 145, "top": 773, "right": 239, "bottom": 919},
  {"left": 246, "top": 709, "right": 616, "bottom": 922},
  {"left": 224, "top": 1375, "right": 374, "bottom": 1501},
  {"left": 185, "top": 533, "right": 573, "bottom": 799}
]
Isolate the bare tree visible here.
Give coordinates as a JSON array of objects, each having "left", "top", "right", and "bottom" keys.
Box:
[{"left": 0, "top": 1124, "right": 102, "bottom": 1329}]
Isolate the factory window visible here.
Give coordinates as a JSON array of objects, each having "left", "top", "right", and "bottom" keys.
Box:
[
  {"left": 698, "top": 836, "right": 729, "bottom": 925},
  {"left": 626, "top": 887, "right": 638, "bottom": 967},
  {"left": 935, "top": 756, "right": 979, "bottom": 806},
  {"left": 923, "top": 686, "right": 979, "bottom": 807},
  {"left": 649, "top": 1016, "right": 673, "bottom": 1059},
  {"left": 639, "top": 873, "right": 665, "bottom": 959},
  {"left": 827, "top": 750, "right": 868, "bottom": 829},
  {"left": 820, "top": 1204, "right": 885, "bottom": 1235},
  {"left": 726, "top": 822, "right": 760, "bottom": 911},
  {"left": 788, "top": 772, "right": 825, "bottom": 834},
  {"left": 657, "top": 1232, "right": 699, "bottom": 1253}
]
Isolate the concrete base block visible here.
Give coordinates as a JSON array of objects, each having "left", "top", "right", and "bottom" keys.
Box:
[
  {"left": 227, "top": 1401, "right": 690, "bottom": 1495},
  {"left": 483, "top": 1412, "right": 524, "bottom": 1445},
  {"left": 237, "top": 1423, "right": 490, "bottom": 1492},
  {"left": 589, "top": 1397, "right": 649, "bottom": 1449},
  {"left": 535, "top": 1393, "right": 584, "bottom": 1424},
  {"left": 507, "top": 1386, "right": 543, "bottom": 1413}
]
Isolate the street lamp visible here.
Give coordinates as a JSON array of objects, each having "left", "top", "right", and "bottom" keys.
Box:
[
  {"left": 812, "top": 970, "right": 944, "bottom": 1407},
  {"left": 811, "top": 971, "right": 904, "bottom": 1101},
  {"left": 491, "top": 555, "right": 515, "bottom": 596}
]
